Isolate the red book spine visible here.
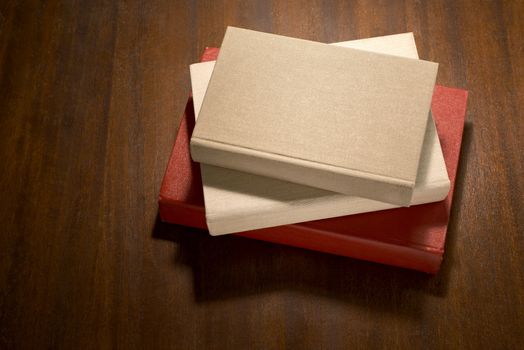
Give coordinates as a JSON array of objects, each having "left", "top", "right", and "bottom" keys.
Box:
[{"left": 237, "top": 225, "right": 443, "bottom": 273}]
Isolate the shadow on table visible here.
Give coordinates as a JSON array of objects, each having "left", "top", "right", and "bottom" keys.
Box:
[{"left": 153, "top": 121, "right": 472, "bottom": 320}]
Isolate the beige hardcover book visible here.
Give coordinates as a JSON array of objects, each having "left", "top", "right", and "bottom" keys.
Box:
[
  {"left": 190, "top": 27, "right": 439, "bottom": 206},
  {"left": 190, "top": 33, "right": 450, "bottom": 235}
]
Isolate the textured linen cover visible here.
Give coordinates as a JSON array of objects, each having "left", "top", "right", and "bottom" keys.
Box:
[{"left": 191, "top": 27, "right": 439, "bottom": 205}]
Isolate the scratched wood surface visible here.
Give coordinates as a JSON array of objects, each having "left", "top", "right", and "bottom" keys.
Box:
[{"left": 0, "top": 1, "right": 523, "bottom": 349}]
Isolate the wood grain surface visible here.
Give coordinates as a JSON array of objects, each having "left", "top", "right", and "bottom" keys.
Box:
[{"left": 0, "top": 1, "right": 522, "bottom": 349}]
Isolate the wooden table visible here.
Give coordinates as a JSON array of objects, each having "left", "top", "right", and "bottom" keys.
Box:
[{"left": 1, "top": 1, "right": 523, "bottom": 348}]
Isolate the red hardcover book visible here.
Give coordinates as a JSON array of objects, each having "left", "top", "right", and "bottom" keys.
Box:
[{"left": 159, "top": 48, "right": 467, "bottom": 273}]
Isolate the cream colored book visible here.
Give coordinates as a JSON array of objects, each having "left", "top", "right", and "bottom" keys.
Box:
[
  {"left": 190, "top": 33, "right": 450, "bottom": 235},
  {"left": 190, "top": 27, "right": 439, "bottom": 206}
]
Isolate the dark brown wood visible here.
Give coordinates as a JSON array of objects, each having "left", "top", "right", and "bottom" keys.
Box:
[{"left": 1, "top": 1, "right": 523, "bottom": 348}]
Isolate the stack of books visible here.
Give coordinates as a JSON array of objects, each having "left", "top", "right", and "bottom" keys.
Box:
[{"left": 159, "top": 27, "right": 468, "bottom": 273}]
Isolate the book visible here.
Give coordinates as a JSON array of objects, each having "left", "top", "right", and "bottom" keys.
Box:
[
  {"left": 190, "top": 34, "right": 450, "bottom": 235},
  {"left": 190, "top": 27, "right": 439, "bottom": 205},
  {"left": 159, "top": 67, "right": 467, "bottom": 273}
]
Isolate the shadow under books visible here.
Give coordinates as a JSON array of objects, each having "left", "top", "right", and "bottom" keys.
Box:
[{"left": 152, "top": 121, "right": 472, "bottom": 319}]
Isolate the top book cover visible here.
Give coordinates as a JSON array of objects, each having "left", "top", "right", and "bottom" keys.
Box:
[{"left": 190, "top": 27, "right": 438, "bottom": 206}]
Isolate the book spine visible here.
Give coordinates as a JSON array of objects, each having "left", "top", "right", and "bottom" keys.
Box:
[
  {"left": 158, "top": 200, "right": 207, "bottom": 230},
  {"left": 190, "top": 137, "right": 414, "bottom": 206},
  {"left": 159, "top": 199, "right": 441, "bottom": 273},
  {"left": 411, "top": 178, "right": 450, "bottom": 204},
  {"left": 238, "top": 225, "right": 443, "bottom": 274}
]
